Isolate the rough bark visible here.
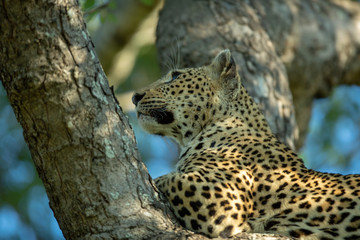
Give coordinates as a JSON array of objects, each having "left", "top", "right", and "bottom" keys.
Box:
[
  {"left": 92, "top": 0, "right": 158, "bottom": 73},
  {"left": 0, "top": 0, "right": 180, "bottom": 239},
  {"left": 255, "top": 0, "right": 360, "bottom": 148},
  {"left": 156, "top": 0, "right": 360, "bottom": 149}
]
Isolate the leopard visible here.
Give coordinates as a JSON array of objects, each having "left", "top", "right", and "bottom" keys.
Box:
[{"left": 132, "top": 49, "right": 360, "bottom": 239}]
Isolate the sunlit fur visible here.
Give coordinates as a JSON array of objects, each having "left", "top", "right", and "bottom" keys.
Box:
[{"left": 133, "top": 50, "right": 360, "bottom": 239}]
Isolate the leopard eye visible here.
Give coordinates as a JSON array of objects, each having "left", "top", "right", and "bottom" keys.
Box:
[{"left": 167, "top": 71, "right": 181, "bottom": 83}]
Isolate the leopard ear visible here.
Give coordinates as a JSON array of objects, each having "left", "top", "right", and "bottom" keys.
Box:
[{"left": 209, "top": 49, "right": 240, "bottom": 98}]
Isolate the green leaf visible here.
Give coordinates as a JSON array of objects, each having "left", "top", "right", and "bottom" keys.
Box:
[
  {"left": 82, "top": 0, "right": 96, "bottom": 10},
  {"left": 107, "top": 13, "right": 117, "bottom": 22},
  {"left": 141, "top": 0, "right": 155, "bottom": 6},
  {"left": 108, "top": 0, "right": 117, "bottom": 10}
]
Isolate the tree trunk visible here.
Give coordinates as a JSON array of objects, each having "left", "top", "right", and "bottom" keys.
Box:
[
  {"left": 0, "top": 0, "right": 181, "bottom": 239},
  {"left": 156, "top": 0, "right": 360, "bottom": 149}
]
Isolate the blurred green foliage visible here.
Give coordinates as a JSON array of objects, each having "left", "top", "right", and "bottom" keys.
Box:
[
  {"left": 81, "top": 0, "right": 117, "bottom": 23},
  {"left": 115, "top": 45, "right": 161, "bottom": 94},
  {"left": 140, "top": 0, "right": 156, "bottom": 6}
]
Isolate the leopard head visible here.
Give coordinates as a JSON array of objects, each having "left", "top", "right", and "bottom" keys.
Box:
[{"left": 132, "top": 49, "right": 240, "bottom": 146}]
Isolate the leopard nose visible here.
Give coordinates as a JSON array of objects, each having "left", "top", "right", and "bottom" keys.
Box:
[{"left": 132, "top": 92, "right": 146, "bottom": 106}]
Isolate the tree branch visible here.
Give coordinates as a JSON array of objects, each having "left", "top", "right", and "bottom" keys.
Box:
[
  {"left": 0, "top": 0, "right": 177, "bottom": 238},
  {"left": 253, "top": 0, "right": 360, "bottom": 147},
  {"left": 156, "top": 0, "right": 360, "bottom": 149}
]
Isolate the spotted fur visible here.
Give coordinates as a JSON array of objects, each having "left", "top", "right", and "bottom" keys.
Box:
[{"left": 132, "top": 50, "right": 360, "bottom": 239}]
